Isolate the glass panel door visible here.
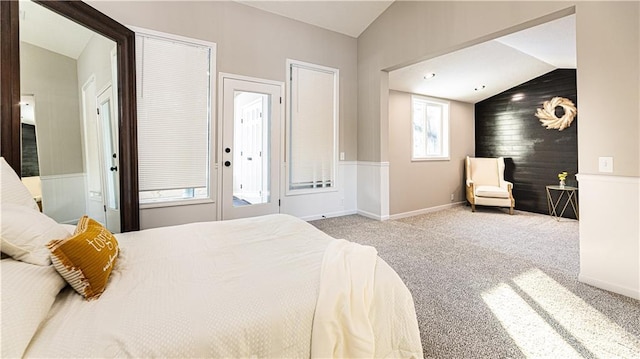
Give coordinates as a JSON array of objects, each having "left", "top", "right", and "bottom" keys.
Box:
[
  {"left": 233, "top": 91, "right": 270, "bottom": 207},
  {"left": 221, "top": 77, "right": 282, "bottom": 220}
]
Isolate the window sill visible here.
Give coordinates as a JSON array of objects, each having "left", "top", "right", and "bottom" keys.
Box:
[
  {"left": 285, "top": 187, "right": 339, "bottom": 196},
  {"left": 411, "top": 156, "right": 451, "bottom": 162},
  {"left": 140, "top": 197, "right": 214, "bottom": 209}
]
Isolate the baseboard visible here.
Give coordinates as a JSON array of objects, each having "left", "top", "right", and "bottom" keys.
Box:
[
  {"left": 357, "top": 209, "right": 389, "bottom": 221},
  {"left": 300, "top": 209, "right": 358, "bottom": 222},
  {"left": 578, "top": 273, "right": 640, "bottom": 300},
  {"left": 389, "top": 202, "right": 466, "bottom": 220}
]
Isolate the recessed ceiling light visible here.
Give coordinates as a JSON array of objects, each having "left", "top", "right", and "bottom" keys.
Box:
[
  {"left": 474, "top": 85, "right": 486, "bottom": 91},
  {"left": 423, "top": 72, "right": 436, "bottom": 80},
  {"left": 511, "top": 93, "right": 525, "bottom": 101}
]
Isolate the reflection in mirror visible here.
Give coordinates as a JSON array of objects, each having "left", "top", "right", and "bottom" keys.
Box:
[
  {"left": 97, "top": 86, "right": 120, "bottom": 232},
  {"left": 20, "top": 95, "right": 39, "bottom": 177},
  {"left": 19, "top": 0, "right": 121, "bottom": 232},
  {"left": 20, "top": 95, "right": 42, "bottom": 210}
]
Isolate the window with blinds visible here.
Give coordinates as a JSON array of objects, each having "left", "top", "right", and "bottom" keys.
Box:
[
  {"left": 287, "top": 60, "right": 338, "bottom": 194},
  {"left": 135, "top": 29, "right": 215, "bottom": 204}
]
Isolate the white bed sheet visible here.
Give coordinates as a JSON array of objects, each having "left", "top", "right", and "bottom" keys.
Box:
[{"left": 24, "top": 214, "right": 422, "bottom": 358}]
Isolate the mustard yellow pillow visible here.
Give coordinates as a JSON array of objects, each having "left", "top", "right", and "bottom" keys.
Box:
[{"left": 47, "top": 216, "right": 119, "bottom": 300}]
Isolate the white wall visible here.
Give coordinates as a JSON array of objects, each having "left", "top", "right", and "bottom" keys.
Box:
[
  {"left": 357, "top": 161, "right": 389, "bottom": 220},
  {"left": 40, "top": 173, "right": 86, "bottom": 224},
  {"left": 578, "top": 174, "right": 639, "bottom": 299},
  {"left": 282, "top": 161, "right": 358, "bottom": 221},
  {"left": 89, "top": 1, "right": 358, "bottom": 229}
]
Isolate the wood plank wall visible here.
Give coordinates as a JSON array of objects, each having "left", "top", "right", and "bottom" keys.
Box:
[
  {"left": 475, "top": 69, "right": 578, "bottom": 218},
  {"left": 21, "top": 123, "right": 40, "bottom": 177}
]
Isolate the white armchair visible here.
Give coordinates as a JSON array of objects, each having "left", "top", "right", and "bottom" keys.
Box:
[{"left": 465, "top": 156, "right": 515, "bottom": 215}]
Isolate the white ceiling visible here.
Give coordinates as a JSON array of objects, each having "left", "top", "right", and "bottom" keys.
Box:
[
  {"left": 236, "top": 0, "right": 394, "bottom": 38},
  {"left": 19, "top": 0, "right": 94, "bottom": 59},
  {"left": 389, "top": 15, "right": 577, "bottom": 104}
]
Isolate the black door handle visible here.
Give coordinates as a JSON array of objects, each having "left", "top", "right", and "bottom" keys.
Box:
[
  {"left": 224, "top": 161, "right": 231, "bottom": 167},
  {"left": 110, "top": 166, "right": 118, "bottom": 171}
]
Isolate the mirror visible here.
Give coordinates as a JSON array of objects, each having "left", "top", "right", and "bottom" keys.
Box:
[{"left": 1, "top": 1, "right": 139, "bottom": 232}]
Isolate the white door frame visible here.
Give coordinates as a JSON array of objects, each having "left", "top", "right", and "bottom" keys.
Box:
[
  {"left": 96, "top": 84, "right": 121, "bottom": 233},
  {"left": 217, "top": 73, "right": 284, "bottom": 221}
]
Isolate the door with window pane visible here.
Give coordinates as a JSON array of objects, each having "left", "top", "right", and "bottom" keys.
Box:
[{"left": 221, "top": 76, "right": 282, "bottom": 220}]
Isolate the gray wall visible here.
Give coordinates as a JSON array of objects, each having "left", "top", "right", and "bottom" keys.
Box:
[
  {"left": 89, "top": 0, "right": 358, "bottom": 161},
  {"left": 20, "top": 42, "right": 83, "bottom": 176},
  {"left": 89, "top": 0, "right": 358, "bottom": 228},
  {"left": 388, "top": 90, "right": 474, "bottom": 215},
  {"left": 77, "top": 34, "right": 115, "bottom": 97},
  {"left": 359, "top": 1, "right": 639, "bottom": 298}
]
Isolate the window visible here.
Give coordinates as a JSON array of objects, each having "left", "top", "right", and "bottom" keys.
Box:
[
  {"left": 411, "top": 95, "right": 449, "bottom": 160},
  {"left": 286, "top": 60, "right": 338, "bottom": 194},
  {"left": 134, "top": 28, "right": 216, "bottom": 205}
]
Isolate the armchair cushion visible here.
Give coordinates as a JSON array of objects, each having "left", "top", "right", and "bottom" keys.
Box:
[
  {"left": 475, "top": 185, "right": 510, "bottom": 199},
  {"left": 468, "top": 158, "right": 500, "bottom": 187}
]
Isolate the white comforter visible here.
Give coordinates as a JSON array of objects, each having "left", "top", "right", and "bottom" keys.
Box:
[{"left": 24, "top": 214, "right": 423, "bottom": 358}]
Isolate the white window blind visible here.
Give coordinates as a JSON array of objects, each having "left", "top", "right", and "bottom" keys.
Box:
[
  {"left": 288, "top": 62, "right": 338, "bottom": 192},
  {"left": 135, "top": 32, "right": 213, "bottom": 195}
]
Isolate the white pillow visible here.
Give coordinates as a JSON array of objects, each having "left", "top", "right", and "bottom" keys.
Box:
[
  {"left": 0, "top": 259, "right": 66, "bottom": 358},
  {"left": 0, "top": 157, "right": 40, "bottom": 211},
  {"left": 1, "top": 203, "right": 70, "bottom": 265}
]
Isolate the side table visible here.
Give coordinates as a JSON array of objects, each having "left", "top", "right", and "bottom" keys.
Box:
[{"left": 545, "top": 185, "right": 579, "bottom": 221}]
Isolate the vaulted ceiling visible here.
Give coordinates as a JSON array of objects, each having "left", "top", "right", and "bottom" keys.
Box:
[
  {"left": 21, "top": 0, "right": 576, "bottom": 104},
  {"left": 388, "top": 14, "right": 576, "bottom": 103}
]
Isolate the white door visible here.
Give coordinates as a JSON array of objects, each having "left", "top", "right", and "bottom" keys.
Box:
[
  {"left": 96, "top": 86, "right": 121, "bottom": 232},
  {"left": 81, "top": 78, "right": 107, "bottom": 224},
  {"left": 221, "top": 76, "right": 282, "bottom": 220}
]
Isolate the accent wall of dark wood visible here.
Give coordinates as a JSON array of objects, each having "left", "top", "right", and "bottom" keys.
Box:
[
  {"left": 475, "top": 69, "right": 578, "bottom": 218},
  {"left": 21, "top": 123, "right": 39, "bottom": 177}
]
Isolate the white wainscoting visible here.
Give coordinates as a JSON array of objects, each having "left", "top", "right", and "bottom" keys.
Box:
[
  {"left": 577, "top": 173, "right": 640, "bottom": 300},
  {"left": 282, "top": 161, "right": 358, "bottom": 221},
  {"left": 41, "top": 173, "right": 86, "bottom": 224},
  {"left": 356, "top": 161, "right": 389, "bottom": 220}
]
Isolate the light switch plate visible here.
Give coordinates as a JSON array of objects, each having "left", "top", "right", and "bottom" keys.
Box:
[
  {"left": 340, "top": 152, "right": 345, "bottom": 161},
  {"left": 599, "top": 156, "right": 613, "bottom": 173}
]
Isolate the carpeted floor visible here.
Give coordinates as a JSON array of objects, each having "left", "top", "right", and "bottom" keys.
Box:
[{"left": 310, "top": 206, "right": 640, "bottom": 359}]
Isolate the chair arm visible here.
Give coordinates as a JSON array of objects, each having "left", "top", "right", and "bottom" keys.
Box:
[
  {"left": 466, "top": 179, "right": 474, "bottom": 187},
  {"left": 504, "top": 181, "right": 513, "bottom": 190}
]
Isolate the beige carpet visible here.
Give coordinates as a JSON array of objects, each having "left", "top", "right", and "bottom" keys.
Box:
[{"left": 310, "top": 206, "right": 640, "bottom": 359}]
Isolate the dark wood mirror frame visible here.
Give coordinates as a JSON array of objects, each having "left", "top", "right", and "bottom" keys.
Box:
[{"left": 1, "top": 1, "right": 139, "bottom": 231}]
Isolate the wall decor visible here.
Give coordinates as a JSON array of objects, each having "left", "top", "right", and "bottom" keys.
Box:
[{"left": 535, "top": 96, "right": 577, "bottom": 131}]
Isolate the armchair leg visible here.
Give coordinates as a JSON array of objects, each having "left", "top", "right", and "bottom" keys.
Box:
[
  {"left": 509, "top": 206, "right": 514, "bottom": 215},
  {"left": 471, "top": 203, "right": 476, "bottom": 212}
]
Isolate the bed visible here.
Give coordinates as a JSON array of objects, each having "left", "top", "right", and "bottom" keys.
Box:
[{"left": 1, "top": 157, "right": 423, "bottom": 358}]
